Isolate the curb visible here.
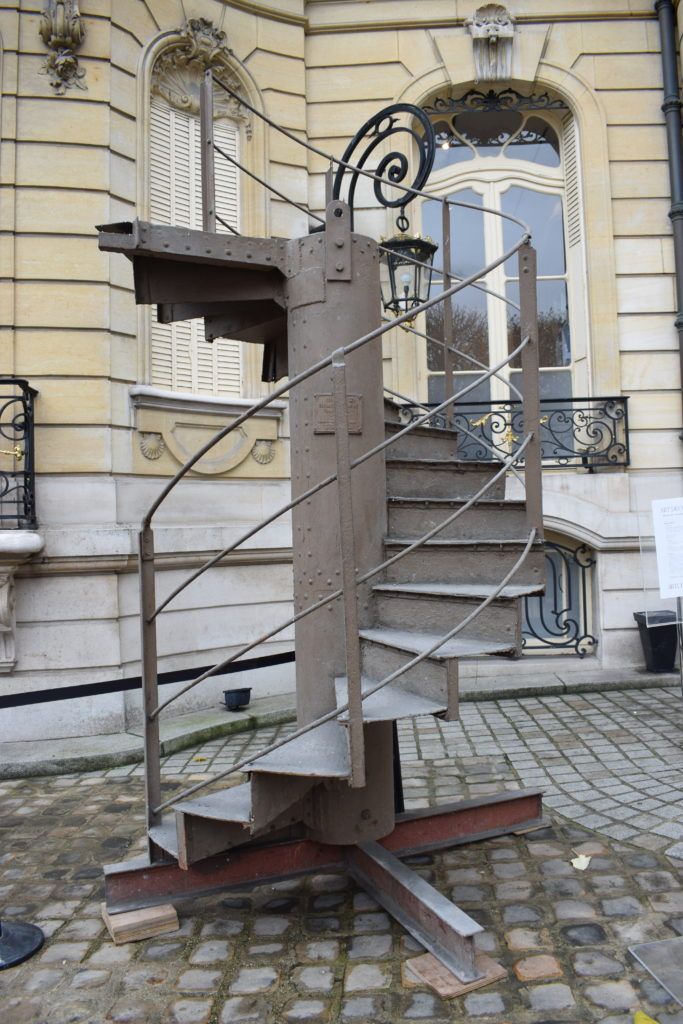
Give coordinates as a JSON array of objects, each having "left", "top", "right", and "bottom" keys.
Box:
[{"left": 2, "top": 671, "right": 678, "bottom": 780}]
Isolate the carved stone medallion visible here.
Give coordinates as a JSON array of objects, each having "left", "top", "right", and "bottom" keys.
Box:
[
  {"left": 139, "top": 432, "right": 166, "bottom": 460},
  {"left": 251, "top": 439, "right": 276, "bottom": 465},
  {"left": 151, "top": 18, "right": 251, "bottom": 135},
  {"left": 466, "top": 4, "right": 515, "bottom": 82}
]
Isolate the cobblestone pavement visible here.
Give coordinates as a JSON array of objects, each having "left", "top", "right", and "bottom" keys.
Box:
[
  {"left": 99, "top": 687, "right": 683, "bottom": 863},
  {"left": 1, "top": 687, "right": 683, "bottom": 1022}
]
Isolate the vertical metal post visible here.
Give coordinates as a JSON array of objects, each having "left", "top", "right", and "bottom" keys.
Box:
[
  {"left": 332, "top": 350, "right": 366, "bottom": 788},
  {"left": 324, "top": 162, "right": 334, "bottom": 207},
  {"left": 139, "top": 526, "right": 163, "bottom": 849},
  {"left": 441, "top": 199, "right": 456, "bottom": 423},
  {"left": 519, "top": 242, "right": 543, "bottom": 539},
  {"left": 200, "top": 68, "right": 216, "bottom": 233}
]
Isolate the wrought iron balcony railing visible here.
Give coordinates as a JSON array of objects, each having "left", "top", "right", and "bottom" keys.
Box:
[
  {"left": 0, "top": 378, "right": 37, "bottom": 529},
  {"left": 402, "top": 396, "right": 629, "bottom": 470}
]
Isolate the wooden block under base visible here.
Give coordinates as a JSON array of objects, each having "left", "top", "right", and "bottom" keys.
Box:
[
  {"left": 402, "top": 952, "right": 507, "bottom": 998},
  {"left": 101, "top": 902, "right": 179, "bottom": 945}
]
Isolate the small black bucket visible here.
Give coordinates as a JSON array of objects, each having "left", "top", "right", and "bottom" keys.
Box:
[
  {"left": 223, "top": 687, "right": 252, "bottom": 712},
  {"left": 633, "top": 611, "right": 679, "bottom": 673}
]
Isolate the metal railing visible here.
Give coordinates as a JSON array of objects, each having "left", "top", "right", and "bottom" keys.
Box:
[
  {"left": 399, "top": 396, "right": 629, "bottom": 470},
  {"left": 0, "top": 377, "right": 37, "bottom": 529},
  {"left": 522, "top": 541, "right": 596, "bottom": 656},
  {"left": 132, "top": 72, "right": 544, "bottom": 840}
]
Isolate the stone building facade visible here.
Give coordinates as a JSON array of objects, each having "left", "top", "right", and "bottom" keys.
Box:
[{"left": 1, "top": 0, "right": 682, "bottom": 740}]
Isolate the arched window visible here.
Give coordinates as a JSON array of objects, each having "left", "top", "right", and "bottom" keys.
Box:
[
  {"left": 147, "top": 30, "right": 251, "bottom": 396},
  {"left": 419, "top": 89, "right": 585, "bottom": 413}
]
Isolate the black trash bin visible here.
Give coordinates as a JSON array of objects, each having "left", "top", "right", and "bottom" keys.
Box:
[{"left": 633, "top": 611, "right": 679, "bottom": 673}]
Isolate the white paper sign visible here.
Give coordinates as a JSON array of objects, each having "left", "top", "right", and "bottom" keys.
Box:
[{"left": 652, "top": 496, "right": 683, "bottom": 598}]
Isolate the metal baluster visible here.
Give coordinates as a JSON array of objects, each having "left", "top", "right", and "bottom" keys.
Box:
[
  {"left": 200, "top": 68, "right": 216, "bottom": 233},
  {"left": 519, "top": 242, "right": 543, "bottom": 539},
  {"left": 139, "top": 526, "right": 163, "bottom": 852},
  {"left": 332, "top": 351, "right": 366, "bottom": 788},
  {"left": 441, "top": 199, "right": 456, "bottom": 424}
]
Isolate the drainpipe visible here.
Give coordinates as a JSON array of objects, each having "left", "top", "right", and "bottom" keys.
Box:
[{"left": 655, "top": 0, "right": 683, "bottom": 438}]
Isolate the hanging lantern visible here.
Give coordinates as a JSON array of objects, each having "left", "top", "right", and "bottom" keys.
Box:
[{"left": 381, "top": 233, "right": 438, "bottom": 323}]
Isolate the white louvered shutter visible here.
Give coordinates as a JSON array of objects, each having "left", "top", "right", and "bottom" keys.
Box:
[
  {"left": 149, "top": 99, "right": 242, "bottom": 395},
  {"left": 561, "top": 112, "right": 582, "bottom": 249}
]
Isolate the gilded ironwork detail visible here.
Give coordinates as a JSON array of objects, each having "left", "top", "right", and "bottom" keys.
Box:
[
  {"left": 404, "top": 397, "right": 629, "bottom": 470},
  {"left": 39, "top": 0, "right": 86, "bottom": 94},
  {"left": 0, "top": 378, "right": 37, "bottom": 529},
  {"left": 151, "top": 18, "right": 251, "bottom": 136}
]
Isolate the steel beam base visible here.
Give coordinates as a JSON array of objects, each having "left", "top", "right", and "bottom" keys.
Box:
[{"left": 104, "top": 789, "right": 543, "bottom": 982}]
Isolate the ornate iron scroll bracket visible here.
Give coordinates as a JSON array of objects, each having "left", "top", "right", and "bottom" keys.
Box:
[
  {"left": 331, "top": 104, "right": 436, "bottom": 230},
  {"left": 39, "top": 0, "right": 86, "bottom": 95}
]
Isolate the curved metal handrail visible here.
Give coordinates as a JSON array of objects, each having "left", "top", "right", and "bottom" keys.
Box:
[
  {"left": 141, "top": 235, "right": 527, "bottom": 531},
  {"left": 213, "top": 77, "right": 530, "bottom": 234},
  {"left": 151, "top": 341, "right": 531, "bottom": 716},
  {"left": 151, "top": 333, "right": 530, "bottom": 621},
  {"left": 154, "top": 522, "right": 537, "bottom": 813}
]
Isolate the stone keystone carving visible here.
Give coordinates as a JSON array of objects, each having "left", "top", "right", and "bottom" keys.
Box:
[
  {"left": 152, "top": 18, "right": 252, "bottom": 136},
  {"left": 466, "top": 4, "right": 516, "bottom": 82},
  {"left": 39, "top": 0, "right": 87, "bottom": 94}
]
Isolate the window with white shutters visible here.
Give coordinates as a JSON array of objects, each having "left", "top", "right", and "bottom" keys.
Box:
[{"left": 149, "top": 98, "right": 242, "bottom": 395}]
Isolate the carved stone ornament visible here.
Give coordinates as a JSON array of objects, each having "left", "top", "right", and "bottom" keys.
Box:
[
  {"left": 139, "top": 431, "right": 166, "bottom": 460},
  {"left": 151, "top": 18, "right": 252, "bottom": 136},
  {"left": 39, "top": 0, "right": 87, "bottom": 94},
  {"left": 251, "top": 439, "right": 276, "bottom": 465},
  {"left": 466, "top": 4, "right": 515, "bottom": 82},
  {"left": 0, "top": 573, "right": 16, "bottom": 672}
]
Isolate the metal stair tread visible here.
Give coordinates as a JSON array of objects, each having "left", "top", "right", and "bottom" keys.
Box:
[
  {"left": 374, "top": 581, "right": 543, "bottom": 600},
  {"left": 384, "top": 420, "right": 458, "bottom": 441},
  {"left": 385, "top": 535, "right": 542, "bottom": 548},
  {"left": 174, "top": 782, "right": 252, "bottom": 824},
  {"left": 244, "top": 720, "right": 349, "bottom": 779},
  {"left": 387, "top": 495, "right": 525, "bottom": 509},
  {"left": 360, "top": 626, "right": 516, "bottom": 659},
  {"left": 334, "top": 676, "right": 446, "bottom": 722},
  {"left": 149, "top": 816, "right": 179, "bottom": 859},
  {"left": 385, "top": 457, "right": 499, "bottom": 471}
]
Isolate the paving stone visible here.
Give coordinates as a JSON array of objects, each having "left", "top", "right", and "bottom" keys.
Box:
[
  {"left": 341, "top": 996, "right": 377, "bottom": 1019},
  {"left": 23, "top": 968, "right": 63, "bottom": 993},
  {"left": 348, "top": 934, "right": 392, "bottom": 959},
  {"left": 560, "top": 923, "right": 608, "bottom": 946},
  {"left": 527, "top": 982, "right": 576, "bottom": 1010},
  {"left": 283, "top": 999, "right": 327, "bottom": 1021},
  {"left": 505, "top": 927, "right": 544, "bottom": 950},
  {"left": 253, "top": 915, "right": 291, "bottom": 936},
  {"left": 573, "top": 950, "right": 625, "bottom": 976},
  {"left": 40, "top": 942, "right": 89, "bottom": 963},
  {"left": 584, "top": 979, "right": 639, "bottom": 1010},
  {"left": 513, "top": 954, "right": 563, "bottom": 981},
  {"left": 141, "top": 941, "right": 185, "bottom": 961},
  {"left": 177, "top": 970, "right": 222, "bottom": 993},
  {"left": 344, "top": 963, "right": 391, "bottom": 991},
  {"left": 554, "top": 899, "right": 597, "bottom": 920},
  {"left": 354, "top": 912, "right": 391, "bottom": 933},
  {"left": 220, "top": 997, "right": 269, "bottom": 1022},
  {"left": 503, "top": 903, "right": 541, "bottom": 924},
  {"left": 70, "top": 968, "right": 110, "bottom": 988},
  {"left": 299, "top": 940, "right": 339, "bottom": 961},
  {"left": 403, "top": 990, "right": 448, "bottom": 1019},
  {"left": 189, "top": 940, "right": 230, "bottom": 964},
  {"left": 230, "top": 967, "right": 278, "bottom": 995},
  {"left": 463, "top": 991, "right": 506, "bottom": 1015},
  {"left": 171, "top": 1000, "right": 213, "bottom": 1024},
  {"left": 601, "top": 896, "right": 644, "bottom": 917},
  {"left": 293, "top": 966, "right": 334, "bottom": 992}
]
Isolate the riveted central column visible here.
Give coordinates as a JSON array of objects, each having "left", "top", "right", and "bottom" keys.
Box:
[{"left": 286, "top": 202, "right": 386, "bottom": 728}]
